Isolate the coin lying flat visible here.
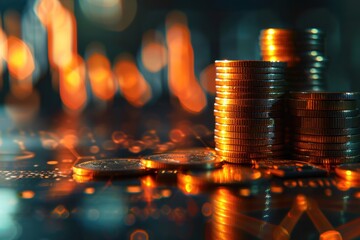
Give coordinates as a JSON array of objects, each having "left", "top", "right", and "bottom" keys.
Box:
[
  {"left": 335, "top": 163, "right": 360, "bottom": 181},
  {"left": 72, "top": 158, "right": 152, "bottom": 177},
  {"left": 141, "top": 151, "right": 221, "bottom": 170}
]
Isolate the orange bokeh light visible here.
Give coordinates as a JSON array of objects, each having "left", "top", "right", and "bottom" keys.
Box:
[
  {"left": 166, "top": 11, "right": 207, "bottom": 113},
  {"left": 87, "top": 53, "right": 116, "bottom": 101},
  {"left": 114, "top": 56, "right": 152, "bottom": 107},
  {"left": 141, "top": 30, "right": 167, "bottom": 72},
  {"left": 37, "top": 0, "right": 77, "bottom": 69},
  {"left": 59, "top": 55, "right": 87, "bottom": 111},
  {"left": 7, "top": 36, "right": 35, "bottom": 81}
]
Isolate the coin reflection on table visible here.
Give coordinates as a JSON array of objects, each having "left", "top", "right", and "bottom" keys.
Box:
[{"left": 210, "top": 188, "right": 290, "bottom": 240}]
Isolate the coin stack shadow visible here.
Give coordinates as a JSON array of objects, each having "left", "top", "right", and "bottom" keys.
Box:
[
  {"left": 260, "top": 28, "right": 327, "bottom": 92},
  {"left": 289, "top": 92, "right": 360, "bottom": 165},
  {"left": 214, "top": 60, "right": 287, "bottom": 164}
]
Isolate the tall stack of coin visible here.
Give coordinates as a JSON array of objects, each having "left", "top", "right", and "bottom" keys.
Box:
[
  {"left": 260, "top": 28, "right": 327, "bottom": 91},
  {"left": 214, "top": 60, "right": 287, "bottom": 164},
  {"left": 289, "top": 92, "right": 360, "bottom": 165}
]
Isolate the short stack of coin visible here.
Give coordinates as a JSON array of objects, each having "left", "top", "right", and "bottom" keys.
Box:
[
  {"left": 260, "top": 28, "right": 327, "bottom": 91},
  {"left": 289, "top": 91, "right": 360, "bottom": 165},
  {"left": 214, "top": 60, "right": 287, "bottom": 164}
]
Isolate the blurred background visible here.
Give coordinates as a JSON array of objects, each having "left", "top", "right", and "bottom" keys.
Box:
[{"left": 0, "top": 0, "right": 359, "bottom": 126}]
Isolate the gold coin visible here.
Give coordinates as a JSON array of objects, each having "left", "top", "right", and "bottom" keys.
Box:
[{"left": 214, "top": 60, "right": 286, "bottom": 68}]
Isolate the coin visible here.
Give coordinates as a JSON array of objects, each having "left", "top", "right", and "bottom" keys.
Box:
[
  {"left": 72, "top": 158, "right": 152, "bottom": 177},
  {"left": 216, "top": 148, "right": 285, "bottom": 158},
  {"left": 214, "top": 116, "right": 281, "bottom": 125},
  {"left": 216, "top": 143, "right": 284, "bottom": 152},
  {"left": 177, "top": 164, "right": 266, "bottom": 188},
  {"left": 215, "top": 98, "right": 284, "bottom": 106},
  {"left": 288, "top": 99, "right": 357, "bottom": 110},
  {"left": 216, "top": 73, "right": 284, "bottom": 79},
  {"left": 292, "top": 141, "right": 360, "bottom": 151},
  {"left": 215, "top": 60, "right": 286, "bottom": 68},
  {"left": 335, "top": 163, "right": 360, "bottom": 181},
  {"left": 140, "top": 151, "right": 221, "bottom": 170},
  {"left": 259, "top": 28, "right": 327, "bottom": 92},
  {"left": 293, "top": 147, "right": 360, "bottom": 157},
  {"left": 217, "top": 156, "right": 258, "bottom": 164},
  {"left": 289, "top": 109, "right": 359, "bottom": 118},
  {"left": 215, "top": 123, "right": 281, "bottom": 132},
  {"left": 294, "top": 127, "right": 360, "bottom": 136},
  {"left": 214, "top": 136, "right": 283, "bottom": 145},
  {"left": 214, "top": 109, "right": 283, "bottom": 118},
  {"left": 214, "top": 129, "right": 283, "bottom": 139},
  {"left": 216, "top": 92, "right": 285, "bottom": 99},
  {"left": 214, "top": 103, "right": 284, "bottom": 112},
  {"left": 291, "top": 134, "right": 360, "bottom": 144},
  {"left": 290, "top": 116, "right": 360, "bottom": 128},
  {"left": 215, "top": 66, "right": 285, "bottom": 74},
  {"left": 215, "top": 79, "right": 285, "bottom": 87},
  {"left": 215, "top": 85, "right": 286, "bottom": 93},
  {"left": 290, "top": 92, "right": 360, "bottom": 100}
]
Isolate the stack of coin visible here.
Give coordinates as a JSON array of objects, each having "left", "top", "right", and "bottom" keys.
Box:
[
  {"left": 260, "top": 28, "right": 327, "bottom": 91},
  {"left": 214, "top": 60, "right": 287, "bottom": 164},
  {"left": 289, "top": 92, "right": 360, "bottom": 165}
]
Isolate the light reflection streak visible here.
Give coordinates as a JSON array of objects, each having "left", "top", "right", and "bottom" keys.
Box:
[
  {"left": 59, "top": 55, "right": 87, "bottom": 111},
  {"left": 166, "top": 11, "right": 207, "bottom": 113}
]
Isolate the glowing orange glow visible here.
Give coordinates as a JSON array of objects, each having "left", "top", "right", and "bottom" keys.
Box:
[
  {"left": 200, "top": 64, "right": 216, "bottom": 94},
  {"left": 47, "top": 160, "right": 58, "bottom": 165},
  {"left": 127, "top": 185, "right": 142, "bottom": 193},
  {"left": 87, "top": 52, "right": 116, "bottom": 100},
  {"left": 166, "top": 11, "right": 207, "bottom": 113},
  {"left": 59, "top": 55, "right": 87, "bottom": 110},
  {"left": 141, "top": 175, "right": 156, "bottom": 188},
  {"left": 84, "top": 187, "right": 95, "bottom": 194},
  {"left": 161, "top": 189, "right": 172, "bottom": 198},
  {"left": 7, "top": 36, "right": 35, "bottom": 80},
  {"left": 114, "top": 56, "right": 152, "bottom": 107},
  {"left": 20, "top": 190, "right": 35, "bottom": 199},
  {"left": 37, "top": 0, "right": 77, "bottom": 69},
  {"left": 36, "top": 0, "right": 63, "bottom": 26},
  {"left": 61, "top": 134, "right": 78, "bottom": 148},
  {"left": 141, "top": 30, "right": 167, "bottom": 72}
]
